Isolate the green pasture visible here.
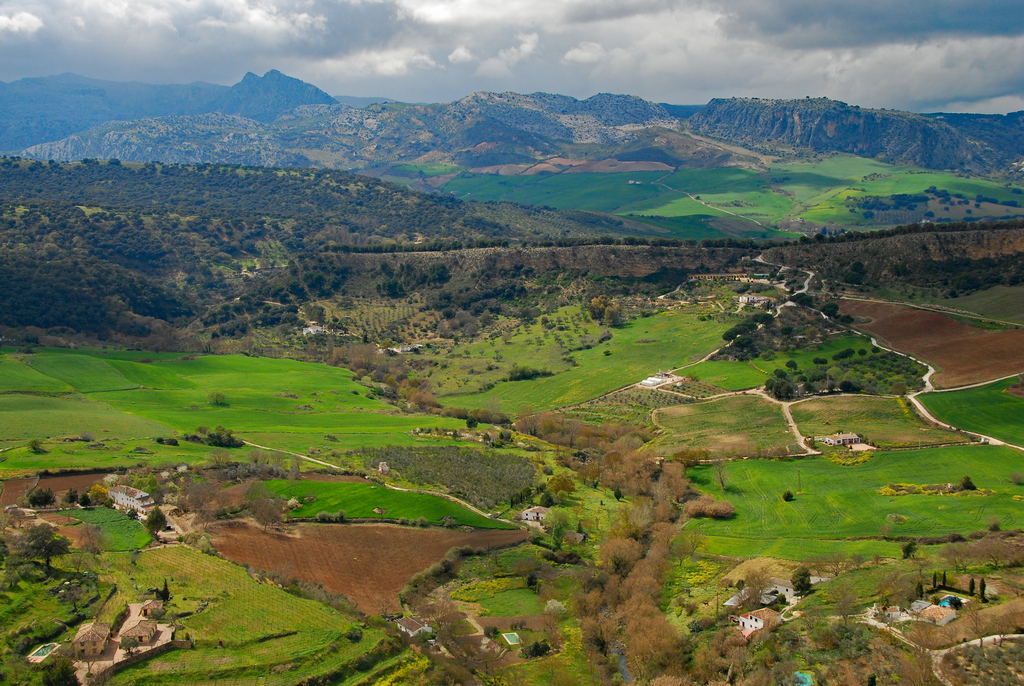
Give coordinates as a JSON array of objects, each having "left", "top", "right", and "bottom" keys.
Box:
[
  {"left": 686, "top": 360, "right": 767, "bottom": 390},
  {"left": 926, "top": 286, "right": 1024, "bottom": 324},
  {"left": 0, "top": 356, "right": 72, "bottom": 392},
  {"left": 0, "top": 438, "right": 228, "bottom": 477},
  {"left": 394, "top": 162, "right": 464, "bottom": 176},
  {"left": 452, "top": 577, "right": 543, "bottom": 616},
  {"left": 653, "top": 395, "right": 797, "bottom": 456},
  {"left": 920, "top": 379, "right": 1024, "bottom": 447},
  {"left": 687, "top": 444, "right": 1024, "bottom": 552},
  {"left": 792, "top": 395, "right": 964, "bottom": 448},
  {"left": 700, "top": 535, "right": 903, "bottom": 561},
  {"left": 28, "top": 352, "right": 137, "bottom": 392},
  {"left": 105, "top": 358, "right": 196, "bottom": 389},
  {"left": 101, "top": 546, "right": 382, "bottom": 686},
  {"left": 441, "top": 309, "right": 727, "bottom": 411},
  {"left": 441, "top": 156, "right": 1024, "bottom": 231},
  {"left": 264, "top": 479, "right": 511, "bottom": 529},
  {"left": 64, "top": 507, "right": 152, "bottom": 551},
  {"left": 0, "top": 394, "right": 169, "bottom": 442}
]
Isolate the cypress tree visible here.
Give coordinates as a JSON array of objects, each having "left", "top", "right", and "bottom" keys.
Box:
[
  {"left": 979, "top": 578, "right": 986, "bottom": 602},
  {"left": 932, "top": 571, "right": 937, "bottom": 588},
  {"left": 969, "top": 578, "right": 975, "bottom": 596},
  {"left": 942, "top": 570, "right": 947, "bottom": 586}
]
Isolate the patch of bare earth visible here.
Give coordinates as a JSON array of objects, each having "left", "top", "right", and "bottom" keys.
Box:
[
  {"left": 840, "top": 301, "right": 1024, "bottom": 388},
  {"left": 209, "top": 520, "right": 528, "bottom": 614}
]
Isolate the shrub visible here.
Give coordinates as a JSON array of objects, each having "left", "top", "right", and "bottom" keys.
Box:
[
  {"left": 1009, "top": 471, "right": 1022, "bottom": 486},
  {"left": 960, "top": 476, "right": 976, "bottom": 491},
  {"left": 345, "top": 627, "right": 363, "bottom": 643},
  {"left": 506, "top": 364, "right": 553, "bottom": 382},
  {"left": 683, "top": 495, "right": 735, "bottom": 519},
  {"left": 782, "top": 490, "right": 794, "bottom": 502}
]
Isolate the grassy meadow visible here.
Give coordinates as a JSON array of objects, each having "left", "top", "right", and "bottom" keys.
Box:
[
  {"left": 64, "top": 507, "right": 152, "bottom": 551},
  {"left": 439, "top": 156, "right": 1024, "bottom": 234},
  {"left": 687, "top": 444, "right": 1024, "bottom": 559},
  {"left": 791, "top": 395, "right": 965, "bottom": 448},
  {"left": 264, "top": 479, "right": 512, "bottom": 528},
  {"left": 101, "top": 546, "right": 384, "bottom": 686},
  {"left": 920, "top": 378, "right": 1024, "bottom": 447},
  {"left": 440, "top": 308, "right": 727, "bottom": 411},
  {"left": 653, "top": 395, "right": 798, "bottom": 456},
  {"left": 0, "top": 350, "right": 464, "bottom": 460}
]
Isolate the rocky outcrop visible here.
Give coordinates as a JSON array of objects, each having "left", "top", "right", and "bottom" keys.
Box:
[{"left": 690, "top": 97, "right": 981, "bottom": 172}]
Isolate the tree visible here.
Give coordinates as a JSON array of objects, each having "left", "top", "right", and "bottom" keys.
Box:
[
  {"left": 969, "top": 577, "right": 976, "bottom": 596},
  {"left": 207, "top": 390, "right": 226, "bottom": 405},
  {"left": 17, "top": 524, "right": 71, "bottom": 567},
  {"left": 942, "top": 543, "right": 971, "bottom": 572},
  {"left": 145, "top": 507, "right": 167, "bottom": 535},
  {"left": 249, "top": 497, "right": 283, "bottom": 530},
  {"left": 738, "top": 566, "right": 773, "bottom": 611},
  {"left": 901, "top": 541, "right": 917, "bottom": 559},
  {"left": 782, "top": 490, "right": 794, "bottom": 502},
  {"left": 121, "top": 636, "right": 140, "bottom": 655},
  {"left": 62, "top": 584, "right": 83, "bottom": 612},
  {"left": 42, "top": 656, "right": 80, "bottom": 686},
  {"left": 792, "top": 566, "right": 812, "bottom": 596},
  {"left": 62, "top": 488, "right": 79, "bottom": 507},
  {"left": 959, "top": 475, "right": 976, "bottom": 491},
  {"left": 78, "top": 491, "right": 92, "bottom": 507},
  {"left": 833, "top": 585, "right": 859, "bottom": 626},
  {"left": 88, "top": 484, "right": 108, "bottom": 503},
  {"left": 27, "top": 487, "right": 56, "bottom": 507},
  {"left": 208, "top": 448, "right": 231, "bottom": 468},
  {"left": 77, "top": 524, "right": 104, "bottom": 555},
  {"left": 547, "top": 473, "right": 575, "bottom": 497},
  {"left": 587, "top": 295, "right": 609, "bottom": 321},
  {"left": 712, "top": 462, "right": 728, "bottom": 491},
  {"left": 159, "top": 579, "right": 170, "bottom": 601},
  {"left": 979, "top": 577, "right": 986, "bottom": 602},
  {"left": 672, "top": 528, "right": 706, "bottom": 563}
]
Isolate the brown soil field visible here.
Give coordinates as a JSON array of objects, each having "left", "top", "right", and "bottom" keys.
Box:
[
  {"left": 209, "top": 520, "right": 528, "bottom": 613},
  {"left": 563, "top": 159, "right": 674, "bottom": 174},
  {"left": 38, "top": 473, "right": 107, "bottom": 501},
  {"left": 0, "top": 477, "right": 36, "bottom": 506},
  {"left": 840, "top": 301, "right": 1024, "bottom": 388}
]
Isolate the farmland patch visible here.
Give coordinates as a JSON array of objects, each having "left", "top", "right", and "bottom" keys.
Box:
[{"left": 209, "top": 520, "right": 528, "bottom": 613}]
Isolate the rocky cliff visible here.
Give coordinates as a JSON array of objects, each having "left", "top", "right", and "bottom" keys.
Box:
[{"left": 690, "top": 97, "right": 981, "bottom": 171}]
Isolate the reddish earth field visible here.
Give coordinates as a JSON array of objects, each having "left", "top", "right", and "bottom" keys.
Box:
[
  {"left": 840, "top": 300, "right": 1024, "bottom": 388},
  {"left": 210, "top": 520, "right": 528, "bottom": 613},
  {"left": 2, "top": 473, "right": 107, "bottom": 507}
]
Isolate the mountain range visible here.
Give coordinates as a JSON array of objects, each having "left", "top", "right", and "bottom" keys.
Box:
[{"left": 6, "top": 70, "right": 1024, "bottom": 178}]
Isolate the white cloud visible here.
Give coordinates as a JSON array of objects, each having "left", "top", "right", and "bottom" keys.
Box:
[
  {"left": 563, "top": 41, "right": 604, "bottom": 63},
  {"left": 477, "top": 32, "right": 537, "bottom": 77},
  {"left": 0, "top": 11, "right": 42, "bottom": 34},
  {"left": 318, "top": 47, "right": 439, "bottom": 77},
  {"left": 447, "top": 45, "right": 474, "bottom": 63}
]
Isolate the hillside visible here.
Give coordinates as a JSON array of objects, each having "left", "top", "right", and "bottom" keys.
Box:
[
  {"left": 690, "top": 97, "right": 983, "bottom": 172},
  {"left": 0, "top": 70, "right": 336, "bottom": 152},
  {"left": 21, "top": 89, "right": 759, "bottom": 173}
]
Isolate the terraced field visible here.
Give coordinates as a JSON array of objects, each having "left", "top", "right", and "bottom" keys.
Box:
[{"left": 919, "top": 378, "right": 1024, "bottom": 447}]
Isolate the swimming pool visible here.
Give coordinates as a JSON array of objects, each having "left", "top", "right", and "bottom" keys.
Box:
[{"left": 27, "top": 643, "right": 58, "bottom": 663}]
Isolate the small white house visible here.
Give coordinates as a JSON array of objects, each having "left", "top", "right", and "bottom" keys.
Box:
[
  {"left": 738, "top": 295, "right": 771, "bottom": 305},
  {"left": 769, "top": 578, "right": 796, "bottom": 599},
  {"left": 817, "top": 432, "right": 862, "bottom": 446},
  {"left": 520, "top": 506, "right": 551, "bottom": 522},
  {"left": 302, "top": 325, "right": 326, "bottom": 336},
  {"left": 108, "top": 485, "right": 155, "bottom": 514},
  {"left": 396, "top": 617, "right": 432, "bottom": 637},
  {"left": 920, "top": 605, "right": 957, "bottom": 626},
  {"left": 735, "top": 608, "right": 779, "bottom": 638}
]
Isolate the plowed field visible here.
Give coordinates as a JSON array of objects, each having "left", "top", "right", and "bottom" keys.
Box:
[
  {"left": 210, "top": 520, "right": 528, "bottom": 613},
  {"left": 840, "top": 300, "right": 1024, "bottom": 388}
]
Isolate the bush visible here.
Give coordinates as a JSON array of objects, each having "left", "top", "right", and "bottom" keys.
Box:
[
  {"left": 345, "top": 627, "right": 363, "bottom": 643},
  {"left": 506, "top": 364, "right": 553, "bottom": 382},
  {"left": 683, "top": 495, "right": 735, "bottom": 519},
  {"left": 522, "top": 640, "right": 550, "bottom": 658},
  {"left": 782, "top": 490, "right": 794, "bottom": 502},
  {"left": 27, "top": 487, "right": 56, "bottom": 507}
]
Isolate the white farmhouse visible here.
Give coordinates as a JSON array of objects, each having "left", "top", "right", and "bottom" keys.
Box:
[
  {"left": 520, "top": 506, "right": 551, "bottom": 522},
  {"left": 817, "top": 432, "right": 862, "bottom": 446},
  {"left": 396, "top": 617, "right": 432, "bottom": 637},
  {"left": 108, "top": 485, "right": 155, "bottom": 514},
  {"left": 735, "top": 608, "right": 780, "bottom": 638}
]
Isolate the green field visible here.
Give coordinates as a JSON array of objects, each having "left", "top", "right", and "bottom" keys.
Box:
[
  {"left": 439, "top": 156, "right": 1024, "bottom": 233},
  {"left": 28, "top": 353, "right": 138, "bottom": 392},
  {"left": 0, "top": 394, "right": 169, "bottom": 442},
  {"left": 926, "top": 285, "right": 1024, "bottom": 324},
  {"left": 101, "top": 546, "right": 385, "bottom": 686},
  {"left": 653, "top": 394, "right": 798, "bottom": 456},
  {"left": 0, "top": 350, "right": 464, "bottom": 457},
  {"left": 441, "top": 309, "right": 727, "bottom": 411},
  {"left": 920, "top": 378, "right": 1024, "bottom": 447},
  {"left": 0, "top": 438, "right": 220, "bottom": 477},
  {"left": 65, "top": 506, "right": 152, "bottom": 551},
  {"left": 264, "top": 479, "right": 511, "bottom": 529},
  {"left": 792, "top": 395, "right": 964, "bottom": 448},
  {"left": 687, "top": 444, "right": 1024, "bottom": 557},
  {"left": 685, "top": 360, "right": 768, "bottom": 390},
  {"left": 0, "top": 357, "right": 72, "bottom": 392}
]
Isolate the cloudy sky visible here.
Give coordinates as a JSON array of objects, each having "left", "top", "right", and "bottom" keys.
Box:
[{"left": 1, "top": 0, "right": 1022, "bottom": 112}]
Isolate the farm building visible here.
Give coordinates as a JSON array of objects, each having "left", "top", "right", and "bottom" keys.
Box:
[
  {"left": 302, "top": 324, "right": 326, "bottom": 336},
  {"left": 120, "top": 619, "right": 159, "bottom": 644},
  {"left": 817, "top": 432, "right": 862, "bottom": 446},
  {"left": 734, "top": 608, "right": 780, "bottom": 638},
  {"left": 919, "top": 605, "right": 957, "bottom": 626},
  {"left": 640, "top": 371, "right": 671, "bottom": 387},
  {"left": 520, "top": 506, "right": 551, "bottom": 522},
  {"left": 738, "top": 295, "right": 772, "bottom": 306},
  {"left": 396, "top": 617, "right": 432, "bottom": 637},
  {"left": 873, "top": 604, "right": 903, "bottom": 621},
  {"left": 140, "top": 600, "right": 163, "bottom": 618},
  {"left": 73, "top": 622, "right": 110, "bottom": 658},
  {"left": 108, "top": 486, "right": 155, "bottom": 514},
  {"left": 769, "top": 578, "right": 796, "bottom": 599},
  {"left": 563, "top": 531, "right": 589, "bottom": 545}
]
